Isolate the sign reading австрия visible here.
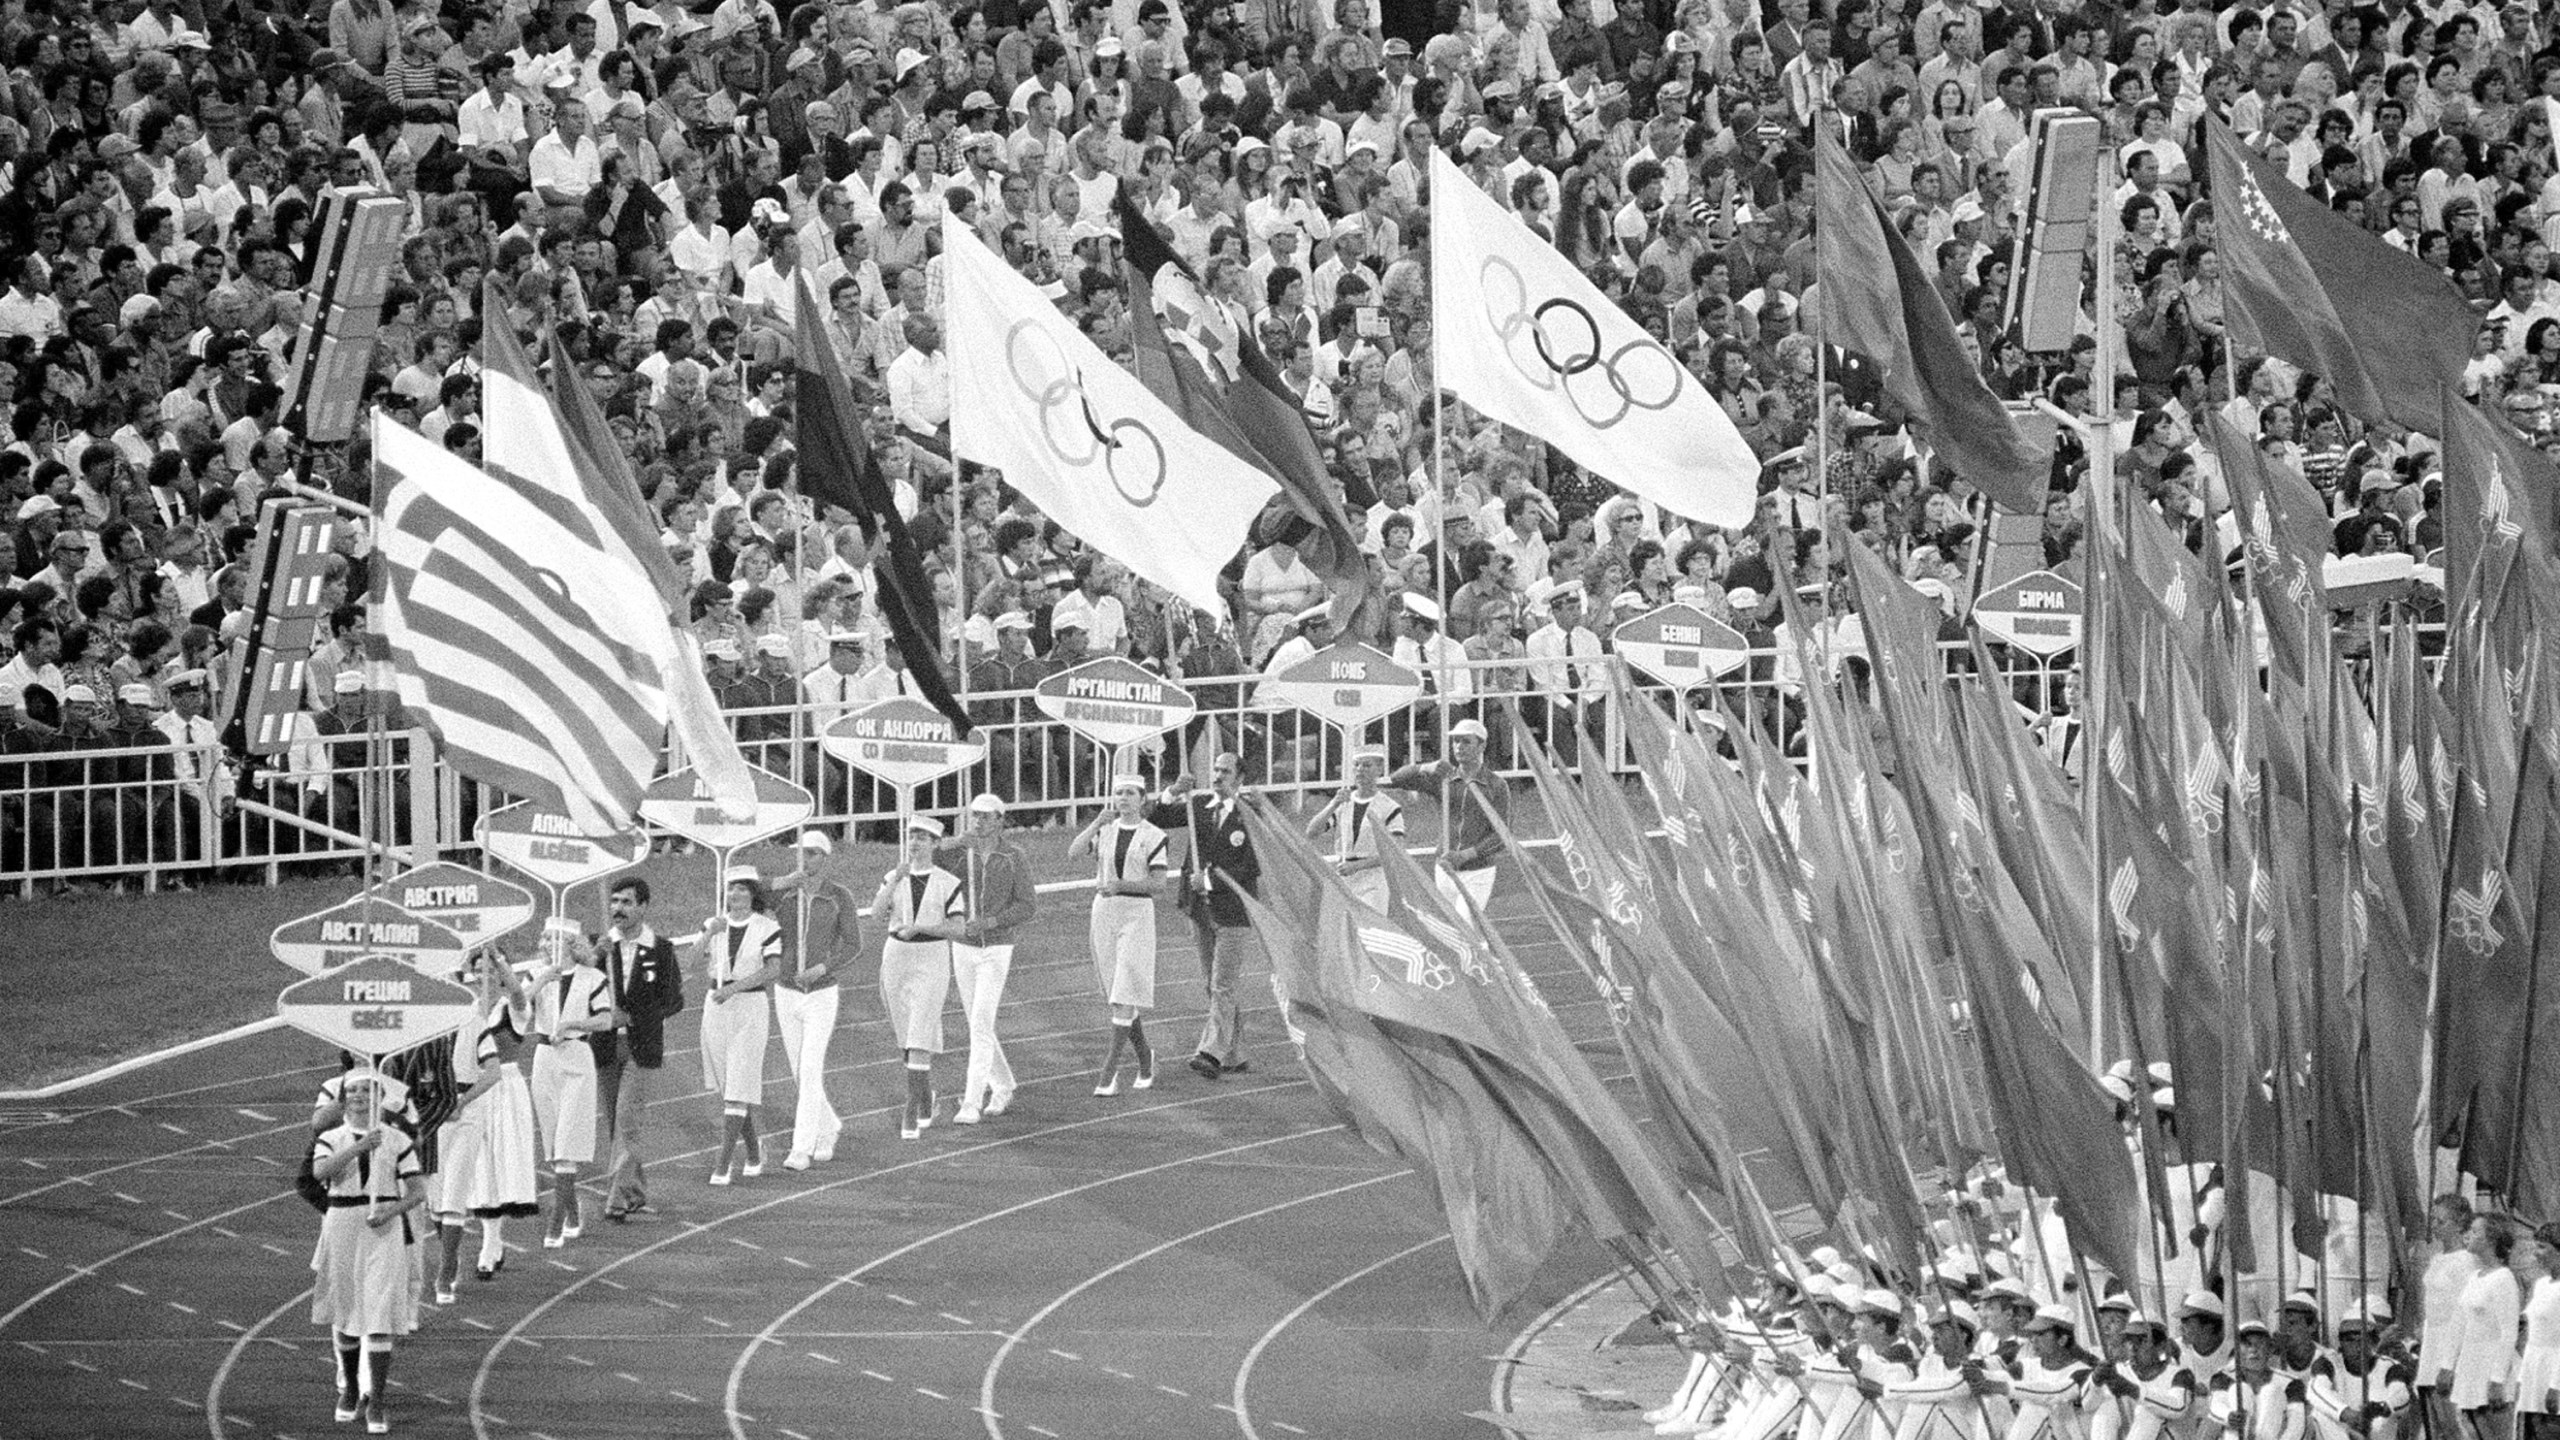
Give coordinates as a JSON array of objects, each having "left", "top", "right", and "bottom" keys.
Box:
[{"left": 361, "top": 861, "right": 537, "bottom": 944}]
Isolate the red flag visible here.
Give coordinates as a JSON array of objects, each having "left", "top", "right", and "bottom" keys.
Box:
[{"left": 2201, "top": 114, "right": 2477, "bottom": 433}]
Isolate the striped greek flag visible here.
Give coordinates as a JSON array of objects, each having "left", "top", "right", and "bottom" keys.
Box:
[{"left": 369, "top": 416, "right": 669, "bottom": 835}]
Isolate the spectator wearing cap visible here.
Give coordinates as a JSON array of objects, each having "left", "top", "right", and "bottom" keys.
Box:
[
  {"left": 940, "top": 793, "right": 1039, "bottom": 1122},
  {"left": 1523, "top": 579, "right": 1606, "bottom": 759},
  {"left": 1390, "top": 590, "right": 1472, "bottom": 760},
  {"left": 970, "top": 610, "right": 1054, "bottom": 814},
  {"left": 153, "top": 667, "right": 234, "bottom": 880}
]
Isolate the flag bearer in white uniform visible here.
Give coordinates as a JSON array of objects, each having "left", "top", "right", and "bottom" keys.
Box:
[
  {"left": 2087, "top": 1313, "right": 2198, "bottom": 1440},
  {"left": 1307, "top": 745, "right": 1405, "bottom": 908},
  {"left": 308, "top": 1074, "right": 426, "bottom": 1435},
  {"left": 1889, "top": 1300, "right": 2005, "bottom": 1440},
  {"left": 1990, "top": 1305, "right": 2099, "bottom": 1440},
  {"left": 528, "top": 919, "right": 613, "bottom": 1247},
  {"left": 2308, "top": 1302, "right": 2414, "bottom": 1440},
  {"left": 700, "top": 867, "right": 783, "bottom": 1184},
  {"left": 872, "top": 816, "right": 963, "bottom": 1139},
  {"left": 772, "top": 830, "right": 860, "bottom": 1167},
  {"left": 1073, "top": 774, "right": 1171, "bottom": 1096}
]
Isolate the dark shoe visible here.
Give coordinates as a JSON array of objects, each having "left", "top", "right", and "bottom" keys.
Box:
[
  {"left": 475, "top": 1257, "right": 505, "bottom": 1281},
  {"left": 604, "top": 1207, "right": 627, "bottom": 1225},
  {"left": 1187, "top": 1053, "right": 1221, "bottom": 1080},
  {"left": 1222, "top": 1059, "right": 1251, "bottom": 1074}
]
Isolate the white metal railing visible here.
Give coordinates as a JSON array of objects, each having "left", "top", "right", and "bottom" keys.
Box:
[{"left": 0, "top": 645, "right": 2113, "bottom": 893}]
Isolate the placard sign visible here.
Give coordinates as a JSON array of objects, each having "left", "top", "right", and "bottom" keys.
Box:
[
  {"left": 823, "top": 698, "right": 987, "bottom": 789},
  {"left": 1972, "top": 570, "right": 2084, "bottom": 658},
  {"left": 1262, "top": 641, "right": 1423, "bottom": 730},
  {"left": 362, "top": 862, "right": 537, "bottom": 944},
  {"left": 277, "top": 955, "right": 480, "bottom": 1059},
  {"left": 1612, "top": 604, "right": 1752, "bottom": 687},
  {"left": 640, "top": 764, "right": 812, "bottom": 851},
  {"left": 1034, "top": 657, "right": 1197, "bottom": 748},
  {"left": 477, "top": 802, "right": 649, "bottom": 890},
  {"left": 271, "top": 897, "right": 469, "bottom": 978}
]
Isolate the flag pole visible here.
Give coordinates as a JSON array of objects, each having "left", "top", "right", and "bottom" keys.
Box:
[
  {"left": 1430, "top": 304, "right": 1453, "bottom": 884},
  {"left": 2083, "top": 144, "right": 2122, "bottom": 1070}
]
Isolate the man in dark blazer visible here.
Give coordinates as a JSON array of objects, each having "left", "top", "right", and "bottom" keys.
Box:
[
  {"left": 1147, "top": 750, "right": 1261, "bottom": 1079},
  {"left": 593, "top": 877, "right": 684, "bottom": 1222}
]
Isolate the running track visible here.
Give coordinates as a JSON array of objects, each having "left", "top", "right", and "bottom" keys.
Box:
[{"left": 0, "top": 890, "right": 1617, "bottom": 1439}]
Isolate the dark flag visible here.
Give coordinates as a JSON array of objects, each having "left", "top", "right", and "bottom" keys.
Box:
[
  {"left": 1113, "top": 190, "right": 1378, "bottom": 635},
  {"left": 2200, "top": 115, "right": 2477, "bottom": 433},
  {"left": 1811, "top": 128, "right": 2047, "bottom": 514},
  {"left": 792, "top": 282, "right": 971, "bottom": 735}
]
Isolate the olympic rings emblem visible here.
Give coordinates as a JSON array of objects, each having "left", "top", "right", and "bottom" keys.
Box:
[
  {"left": 1477, "top": 257, "right": 1687, "bottom": 430},
  {"left": 1005, "top": 320, "right": 1168, "bottom": 507}
]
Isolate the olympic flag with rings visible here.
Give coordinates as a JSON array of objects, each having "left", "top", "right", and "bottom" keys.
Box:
[
  {"left": 943, "top": 217, "right": 1279, "bottom": 615},
  {"left": 1426, "top": 149, "right": 1758, "bottom": 532}
]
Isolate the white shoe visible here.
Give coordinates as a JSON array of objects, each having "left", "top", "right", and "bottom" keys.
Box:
[
  {"left": 541, "top": 1233, "right": 564, "bottom": 1250},
  {"left": 560, "top": 1221, "right": 581, "bottom": 1242},
  {"left": 1131, "top": 1068, "right": 1155, "bottom": 1091},
  {"left": 1093, "top": 1073, "right": 1122, "bottom": 1097},
  {"left": 783, "top": 1153, "right": 812, "bottom": 1171},
  {"left": 952, "top": 1106, "right": 983, "bottom": 1125},
  {"left": 984, "top": 1089, "right": 1013, "bottom": 1116},
  {"left": 812, "top": 1131, "right": 839, "bottom": 1163},
  {"left": 741, "top": 1157, "right": 765, "bottom": 1178},
  {"left": 708, "top": 1168, "right": 733, "bottom": 1187},
  {"left": 435, "top": 1285, "right": 456, "bottom": 1306}
]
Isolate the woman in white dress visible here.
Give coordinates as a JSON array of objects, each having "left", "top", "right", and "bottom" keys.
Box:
[
  {"left": 308, "top": 1073, "right": 426, "bottom": 1435},
  {"left": 2451, "top": 1213, "right": 2525, "bottom": 1440},
  {"left": 1070, "top": 775, "right": 1171, "bottom": 1096},
  {"left": 2519, "top": 1224, "right": 2560, "bottom": 1440},
  {"left": 700, "top": 866, "right": 783, "bottom": 1183},
  {"left": 438, "top": 950, "right": 538, "bottom": 1287},
  {"left": 2428, "top": 1197, "right": 2488, "bottom": 1440},
  {"left": 871, "top": 816, "right": 962, "bottom": 1140}
]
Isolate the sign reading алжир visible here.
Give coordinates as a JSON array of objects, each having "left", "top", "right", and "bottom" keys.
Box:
[
  {"left": 638, "top": 765, "right": 813, "bottom": 852},
  {"left": 476, "top": 802, "right": 648, "bottom": 890}
]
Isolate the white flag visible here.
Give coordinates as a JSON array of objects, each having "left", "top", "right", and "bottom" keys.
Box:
[
  {"left": 1428, "top": 149, "right": 1758, "bottom": 530},
  {"left": 943, "top": 216, "right": 1277, "bottom": 614}
]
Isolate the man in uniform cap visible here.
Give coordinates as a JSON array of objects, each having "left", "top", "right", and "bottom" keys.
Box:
[
  {"left": 155, "top": 667, "right": 234, "bottom": 878},
  {"left": 2313, "top": 1300, "right": 2413, "bottom": 1440},
  {"left": 1888, "top": 1298, "right": 2002, "bottom": 1440},
  {"left": 1974, "top": 1305, "right": 2096, "bottom": 1440},
  {"left": 2176, "top": 1291, "right": 2234, "bottom": 1383},
  {"left": 1523, "top": 578, "right": 1606, "bottom": 763},
  {"left": 1390, "top": 590, "right": 1470, "bottom": 765},
  {"left": 2220, "top": 1315, "right": 2309, "bottom": 1440},
  {"left": 1146, "top": 746, "right": 1260, "bottom": 1077}
]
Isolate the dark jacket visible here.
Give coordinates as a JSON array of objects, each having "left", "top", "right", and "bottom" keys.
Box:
[
  {"left": 591, "top": 927, "right": 684, "bottom": 1068},
  {"left": 1147, "top": 789, "right": 1257, "bottom": 928},
  {"left": 939, "top": 840, "right": 1037, "bottom": 947}
]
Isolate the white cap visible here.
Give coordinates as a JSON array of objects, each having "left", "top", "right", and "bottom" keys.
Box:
[
  {"left": 1401, "top": 592, "right": 1442, "bottom": 623},
  {"left": 905, "top": 815, "right": 945, "bottom": 837},
  {"left": 704, "top": 638, "right": 745, "bottom": 660},
  {"left": 1860, "top": 1288, "right": 1905, "bottom": 1318},
  {"left": 1546, "top": 579, "right": 1586, "bottom": 607},
  {"left": 799, "top": 829, "right": 834, "bottom": 854},
  {"left": 1111, "top": 773, "right": 1148, "bottom": 793},
  {"left": 117, "top": 682, "right": 159, "bottom": 704},
  {"left": 2025, "top": 1304, "right": 2077, "bottom": 1333},
  {"left": 331, "top": 671, "right": 366, "bottom": 694},
  {"left": 2175, "top": 1290, "right": 2229, "bottom": 1322},
  {"left": 1449, "top": 718, "right": 1489, "bottom": 741},
  {"left": 16, "top": 495, "right": 58, "bottom": 519},
  {"left": 994, "top": 610, "right": 1034, "bottom": 631},
  {"left": 754, "top": 633, "right": 793, "bottom": 656},
  {"left": 1351, "top": 745, "right": 1388, "bottom": 764},
  {"left": 724, "top": 865, "right": 762, "bottom": 887},
  {"left": 894, "top": 46, "right": 930, "bottom": 78},
  {"left": 968, "top": 793, "right": 1007, "bottom": 815},
  {"left": 167, "top": 668, "right": 209, "bottom": 689}
]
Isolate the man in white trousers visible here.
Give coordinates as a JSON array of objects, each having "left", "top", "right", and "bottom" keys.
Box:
[
  {"left": 942, "top": 793, "right": 1038, "bottom": 1122},
  {"left": 771, "top": 830, "right": 860, "bottom": 1169}
]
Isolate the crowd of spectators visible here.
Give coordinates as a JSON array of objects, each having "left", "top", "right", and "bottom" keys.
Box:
[{"left": 0, "top": 0, "right": 2549, "bottom": 885}]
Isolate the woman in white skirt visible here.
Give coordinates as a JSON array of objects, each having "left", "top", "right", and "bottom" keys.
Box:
[
  {"left": 2452, "top": 1213, "right": 2525, "bottom": 1440},
  {"left": 1070, "top": 775, "right": 1171, "bottom": 1096},
  {"left": 700, "top": 866, "right": 783, "bottom": 1184},
  {"left": 432, "top": 951, "right": 539, "bottom": 1294},
  {"left": 2519, "top": 1223, "right": 2560, "bottom": 1440},
  {"left": 871, "top": 816, "right": 962, "bottom": 1139},
  {"left": 309, "top": 1073, "right": 426, "bottom": 1434},
  {"left": 526, "top": 921, "right": 613, "bottom": 1247}
]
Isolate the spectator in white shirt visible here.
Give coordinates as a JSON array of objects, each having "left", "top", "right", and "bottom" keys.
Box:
[
  {"left": 886, "top": 315, "right": 952, "bottom": 452},
  {"left": 530, "top": 98, "right": 604, "bottom": 206}
]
